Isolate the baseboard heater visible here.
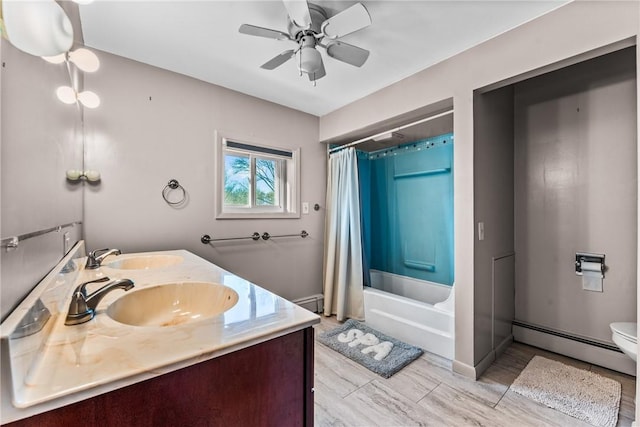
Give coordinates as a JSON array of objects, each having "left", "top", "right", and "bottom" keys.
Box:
[
  {"left": 292, "top": 294, "right": 324, "bottom": 313},
  {"left": 512, "top": 320, "right": 622, "bottom": 353}
]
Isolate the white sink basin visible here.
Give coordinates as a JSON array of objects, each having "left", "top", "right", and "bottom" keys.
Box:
[
  {"left": 106, "top": 282, "right": 239, "bottom": 327},
  {"left": 103, "top": 255, "right": 183, "bottom": 270}
]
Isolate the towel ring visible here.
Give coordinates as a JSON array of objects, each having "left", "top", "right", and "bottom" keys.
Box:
[{"left": 162, "top": 179, "right": 186, "bottom": 205}]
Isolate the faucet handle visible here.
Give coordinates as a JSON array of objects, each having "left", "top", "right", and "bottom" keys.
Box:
[{"left": 76, "top": 276, "right": 111, "bottom": 296}]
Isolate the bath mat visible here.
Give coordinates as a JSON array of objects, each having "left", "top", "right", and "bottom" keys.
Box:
[
  {"left": 317, "top": 319, "right": 423, "bottom": 378},
  {"left": 510, "top": 355, "right": 621, "bottom": 427}
]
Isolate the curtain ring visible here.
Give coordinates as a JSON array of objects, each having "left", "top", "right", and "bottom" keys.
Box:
[{"left": 162, "top": 179, "right": 186, "bottom": 205}]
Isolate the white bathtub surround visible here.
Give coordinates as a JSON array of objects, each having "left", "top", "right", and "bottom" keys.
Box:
[
  {"left": 0, "top": 244, "right": 319, "bottom": 424},
  {"left": 323, "top": 147, "right": 365, "bottom": 320},
  {"left": 363, "top": 270, "right": 454, "bottom": 359}
]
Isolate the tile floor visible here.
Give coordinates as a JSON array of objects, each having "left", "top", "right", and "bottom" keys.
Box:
[{"left": 313, "top": 316, "right": 636, "bottom": 427}]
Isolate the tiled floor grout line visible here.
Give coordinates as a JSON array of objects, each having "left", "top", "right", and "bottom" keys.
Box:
[
  {"left": 416, "top": 382, "right": 443, "bottom": 405},
  {"left": 341, "top": 378, "right": 374, "bottom": 400},
  {"left": 492, "top": 385, "right": 512, "bottom": 409}
]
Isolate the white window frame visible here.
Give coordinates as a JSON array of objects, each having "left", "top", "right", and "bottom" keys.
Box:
[{"left": 215, "top": 131, "right": 300, "bottom": 219}]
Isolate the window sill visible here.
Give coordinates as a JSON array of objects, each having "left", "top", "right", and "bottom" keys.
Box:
[{"left": 216, "top": 211, "right": 300, "bottom": 220}]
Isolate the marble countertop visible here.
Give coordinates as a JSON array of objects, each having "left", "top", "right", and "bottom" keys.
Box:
[{"left": 0, "top": 243, "right": 320, "bottom": 423}]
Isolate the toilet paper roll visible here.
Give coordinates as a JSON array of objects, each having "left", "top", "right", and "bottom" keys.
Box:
[
  {"left": 581, "top": 261, "right": 602, "bottom": 274},
  {"left": 582, "top": 270, "right": 603, "bottom": 292}
]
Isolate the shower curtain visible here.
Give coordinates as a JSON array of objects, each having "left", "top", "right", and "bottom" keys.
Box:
[{"left": 323, "top": 147, "right": 364, "bottom": 321}]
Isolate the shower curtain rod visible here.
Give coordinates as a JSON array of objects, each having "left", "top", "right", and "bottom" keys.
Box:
[{"left": 328, "top": 109, "right": 454, "bottom": 154}]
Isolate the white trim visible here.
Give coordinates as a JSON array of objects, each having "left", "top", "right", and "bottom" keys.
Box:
[{"left": 452, "top": 359, "right": 478, "bottom": 379}]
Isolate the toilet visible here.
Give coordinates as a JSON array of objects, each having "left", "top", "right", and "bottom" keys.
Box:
[{"left": 610, "top": 322, "right": 637, "bottom": 362}]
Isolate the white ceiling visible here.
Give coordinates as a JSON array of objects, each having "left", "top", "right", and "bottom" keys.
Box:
[{"left": 79, "top": 1, "right": 568, "bottom": 117}]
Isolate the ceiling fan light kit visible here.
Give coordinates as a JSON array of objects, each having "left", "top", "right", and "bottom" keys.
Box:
[
  {"left": 298, "top": 35, "right": 322, "bottom": 74},
  {"left": 239, "top": 1, "right": 371, "bottom": 83}
]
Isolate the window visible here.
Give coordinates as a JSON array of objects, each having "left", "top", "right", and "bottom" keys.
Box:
[{"left": 216, "top": 133, "right": 300, "bottom": 219}]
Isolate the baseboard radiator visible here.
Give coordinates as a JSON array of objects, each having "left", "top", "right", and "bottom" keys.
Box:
[
  {"left": 292, "top": 294, "right": 324, "bottom": 313},
  {"left": 512, "top": 320, "right": 621, "bottom": 352},
  {"left": 512, "top": 320, "right": 636, "bottom": 376}
]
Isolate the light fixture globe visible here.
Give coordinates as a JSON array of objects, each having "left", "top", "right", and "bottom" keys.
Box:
[
  {"left": 2, "top": 0, "right": 74, "bottom": 57},
  {"left": 299, "top": 46, "right": 321, "bottom": 74},
  {"left": 56, "top": 86, "right": 77, "bottom": 104},
  {"left": 42, "top": 53, "right": 67, "bottom": 64},
  {"left": 43, "top": 48, "right": 100, "bottom": 72},
  {"left": 77, "top": 91, "right": 101, "bottom": 108},
  {"left": 69, "top": 48, "right": 100, "bottom": 72},
  {"left": 56, "top": 86, "right": 101, "bottom": 109},
  {"left": 297, "top": 35, "right": 322, "bottom": 75}
]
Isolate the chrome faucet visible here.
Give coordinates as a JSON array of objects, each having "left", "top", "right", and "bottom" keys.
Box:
[
  {"left": 65, "top": 277, "right": 134, "bottom": 325},
  {"left": 85, "top": 248, "right": 121, "bottom": 269}
]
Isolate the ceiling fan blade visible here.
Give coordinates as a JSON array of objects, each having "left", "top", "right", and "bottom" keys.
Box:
[
  {"left": 308, "top": 56, "right": 326, "bottom": 81},
  {"left": 261, "top": 50, "right": 296, "bottom": 70},
  {"left": 321, "top": 3, "right": 371, "bottom": 39},
  {"left": 325, "top": 40, "right": 370, "bottom": 67},
  {"left": 239, "top": 24, "right": 291, "bottom": 41},
  {"left": 282, "top": 0, "right": 311, "bottom": 28}
]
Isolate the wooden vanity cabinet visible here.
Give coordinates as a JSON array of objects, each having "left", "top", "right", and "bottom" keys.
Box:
[{"left": 6, "top": 327, "right": 315, "bottom": 427}]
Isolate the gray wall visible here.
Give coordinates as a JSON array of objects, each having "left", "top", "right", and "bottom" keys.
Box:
[
  {"left": 82, "top": 51, "right": 325, "bottom": 302},
  {"left": 318, "top": 0, "right": 639, "bottom": 376},
  {"left": 0, "top": 40, "right": 83, "bottom": 320},
  {"left": 514, "top": 47, "right": 637, "bottom": 342},
  {"left": 473, "top": 86, "right": 515, "bottom": 365}
]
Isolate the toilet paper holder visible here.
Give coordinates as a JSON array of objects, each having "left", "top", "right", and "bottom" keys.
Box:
[{"left": 575, "top": 252, "right": 605, "bottom": 276}]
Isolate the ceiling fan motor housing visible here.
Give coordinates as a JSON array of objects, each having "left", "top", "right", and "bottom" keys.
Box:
[{"left": 287, "top": 3, "right": 327, "bottom": 41}]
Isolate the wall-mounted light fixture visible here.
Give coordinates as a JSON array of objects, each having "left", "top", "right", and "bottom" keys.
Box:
[
  {"left": 66, "top": 169, "right": 101, "bottom": 182},
  {"left": 43, "top": 47, "right": 100, "bottom": 72},
  {"left": 56, "top": 86, "right": 101, "bottom": 109},
  {"left": 44, "top": 47, "right": 101, "bottom": 108}
]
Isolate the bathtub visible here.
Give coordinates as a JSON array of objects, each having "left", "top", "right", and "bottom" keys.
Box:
[{"left": 363, "top": 270, "right": 454, "bottom": 359}]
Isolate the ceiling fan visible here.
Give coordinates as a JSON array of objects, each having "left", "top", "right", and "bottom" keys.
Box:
[{"left": 239, "top": 0, "right": 372, "bottom": 82}]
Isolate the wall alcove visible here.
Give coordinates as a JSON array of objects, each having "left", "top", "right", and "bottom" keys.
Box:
[{"left": 473, "top": 44, "right": 637, "bottom": 376}]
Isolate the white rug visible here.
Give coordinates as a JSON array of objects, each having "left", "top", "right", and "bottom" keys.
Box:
[{"left": 511, "top": 356, "right": 621, "bottom": 427}]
